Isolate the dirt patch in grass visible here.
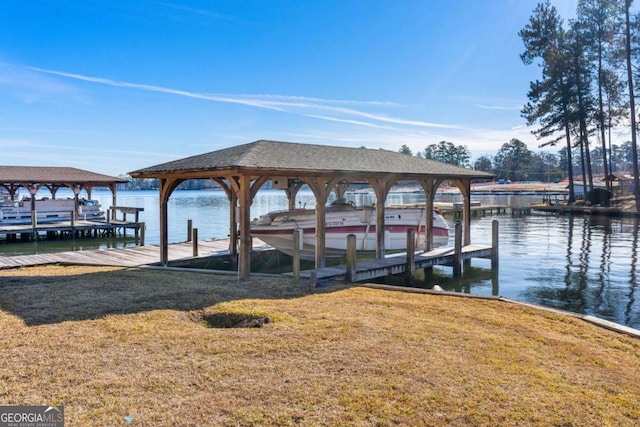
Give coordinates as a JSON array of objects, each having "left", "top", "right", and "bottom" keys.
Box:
[
  {"left": 189, "top": 310, "right": 272, "bottom": 328},
  {"left": 1, "top": 265, "right": 640, "bottom": 426}
]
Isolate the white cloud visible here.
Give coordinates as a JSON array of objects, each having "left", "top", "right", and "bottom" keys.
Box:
[
  {"left": 28, "top": 66, "right": 463, "bottom": 132},
  {"left": 0, "top": 62, "right": 87, "bottom": 104},
  {"left": 149, "top": 1, "right": 247, "bottom": 24},
  {"left": 476, "top": 104, "right": 522, "bottom": 111}
]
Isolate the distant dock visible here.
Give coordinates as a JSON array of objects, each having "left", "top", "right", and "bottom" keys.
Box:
[
  {"left": 471, "top": 182, "right": 569, "bottom": 195},
  {"left": 435, "top": 202, "right": 507, "bottom": 217},
  {"left": 531, "top": 203, "right": 640, "bottom": 218},
  {"left": 0, "top": 206, "right": 145, "bottom": 243},
  {"left": 0, "top": 219, "right": 143, "bottom": 243},
  {"left": 433, "top": 202, "right": 532, "bottom": 218}
]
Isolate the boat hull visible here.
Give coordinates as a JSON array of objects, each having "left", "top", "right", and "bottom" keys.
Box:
[{"left": 251, "top": 206, "right": 449, "bottom": 260}]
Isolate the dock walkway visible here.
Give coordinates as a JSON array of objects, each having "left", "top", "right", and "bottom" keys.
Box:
[
  {"left": 0, "top": 238, "right": 270, "bottom": 269},
  {"left": 1, "top": 236, "right": 493, "bottom": 285},
  {"left": 0, "top": 219, "right": 142, "bottom": 242},
  {"left": 294, "top": 245, "right": 493, "bottom": 283},
  {"left": 435, "top": 203, "right": 532, "bottom": 218},
  {"left": 531, "top": 203, "right": 640, "bottom": 218}
]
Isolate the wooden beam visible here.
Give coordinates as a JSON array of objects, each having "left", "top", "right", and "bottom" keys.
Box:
[
  {"left": 159, "top": 177, "right": 181, "bottom": 266},
  {"left": 238, "top": 175, "right": 253, "bottom": 279},
  {"left": 285, "top": 181, "right": 305, "bottom": 210},
  {"left": 306, "top": 179, "right": 327, "bottom": 269},
  {"left": 211, "top": 178, "right": 237, "bottom": 256},
  {"left": 418, "top": 178, "right": 443, "bottom": 252},
  {"left": 333, "top": 182, "right": 349, "bottom": 200},
  {"left": 250, "top": 176, "right": 270, "bottom": 200},
  {"left": 452, "top": 179, "right": 472, "bottom": 246},
  {"left": 229, "top": 191, "right": 238, "bottom": 256},
  {"left": 368, "top": 176, "right": 397, "bottom": 259},
  {"left": 306, "top": 177, "right": 338, "bottom": 269}
]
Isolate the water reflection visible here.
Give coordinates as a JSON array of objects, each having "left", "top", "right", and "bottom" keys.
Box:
[
  {"left": 628, "top": 222, "right": 639, "bottom": 326},
  {"left": 516, "top": 215, "right": 639, "bottom": 328},
  {"left": 409, "top": 265, "right": 499, "bottom": 296},
  {"left": 374, "top": 196, "right": 640, "bottom": 329}
]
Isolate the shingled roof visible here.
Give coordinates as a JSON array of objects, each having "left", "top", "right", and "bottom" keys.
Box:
[
  {"left": 0, "top": 166, "right": 128, "bottom": 185},
  {"left": 130, "top": 140, "right": 492, "bottom": 180}
]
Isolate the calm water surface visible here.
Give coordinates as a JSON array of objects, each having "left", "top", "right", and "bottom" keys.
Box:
[{"left": 1, "top": 189, "right": 638, "bottom": 329}]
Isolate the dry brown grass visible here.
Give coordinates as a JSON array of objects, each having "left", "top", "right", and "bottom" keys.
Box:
[{"left": 1, "top": 265, "right": 639, "bottom": 426}]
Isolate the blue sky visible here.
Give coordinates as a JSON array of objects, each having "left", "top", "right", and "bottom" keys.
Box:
[{"left": 0, "top": 0, "right": 582, "bottom": 177}]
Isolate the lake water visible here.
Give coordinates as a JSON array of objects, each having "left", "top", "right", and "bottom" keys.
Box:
[{"left": 1, "top": 189, "right": 639, "bottom": 330}]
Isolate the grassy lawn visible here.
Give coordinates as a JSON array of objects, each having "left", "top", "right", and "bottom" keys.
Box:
[{"left": 1, "top": 265, "right": 639, "bottom": 426}]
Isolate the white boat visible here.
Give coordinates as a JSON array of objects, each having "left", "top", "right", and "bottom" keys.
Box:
[
  {"left": 0, "top": 196, "right": 106, "bottom": 225},
  {"left": 251, "top": 199, "right": 449, "bottom": 260}
]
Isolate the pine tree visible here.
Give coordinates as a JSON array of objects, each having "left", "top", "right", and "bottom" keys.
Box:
[
  {"left": 520, "top": 1, "right": 578, "bottom": 201},
  {"left": 625, "top": 0, "right": 640, "bottom": 210}
]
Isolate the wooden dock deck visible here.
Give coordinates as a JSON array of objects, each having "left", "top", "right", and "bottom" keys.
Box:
[
  {"left": 0, "top": 219, "right": 142, "bottom": 242},
  {"left": 293, "top": 244, "right": 494, "bottom": 283},
  {"left": 531, "top": 203, "right": 640, "bottom": 218},
  {"left": 1, "top": 221, "right": 497, "bottom": 285},
  {"left": 435, "top": 203, "right": 522, "bottom": 218},
  {"left": 0, "top": 238, "right": 270, "bottom": 269}
]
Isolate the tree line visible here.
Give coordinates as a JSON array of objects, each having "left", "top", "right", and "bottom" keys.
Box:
[
  {"left": 522, "top": 0, "right": 639, "bottom": 206},
  {"left": 402, "top": 0, "right": 640, "bottom": 209},
  {"left": 399, "top": 136, "right": 637, "bottom": 184}
]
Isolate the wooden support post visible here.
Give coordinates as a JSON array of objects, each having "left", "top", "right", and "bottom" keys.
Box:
[
  {"left": 492, "top": 270, "right": 499, "bottom": 296},
  {"left": 453, "top": 223, "right": 462, "bottom": 277},
  {"left": 31, "top": 211, "right": 38, "bottom": 241},
  {"left": 238, "top": 175, "right": 252, "bottom": 279},
  {"left": 292, "top": 229, "right": 301, "bottom": 285},
  {"left": 187, "top": 219, "right": 193, "bottom": 242},
  {"left": 406, "top": 229, "right": 416, "bottom": 286},
  {"left": 192, "top": 228, "right": 198, "bottom": 256},
  {"left": 491, "top": 219, "right": 499, "bottom": 270},
  {"left": 346, "top": 234, "right": 356, "bottom": 283},
  {"left": 229, "top": 193, "right": 238, "bottom": 257},
  {"left": 310, "top": 270, "right": 317, "bottom": 289},
  {"left": 70, "top": 211, "right": 75, "bottom": 227},
  {"left": 140, "top": 222, "right": 145, "bottom": 246}
]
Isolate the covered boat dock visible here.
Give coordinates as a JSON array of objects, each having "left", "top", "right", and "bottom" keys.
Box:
[
  {"left": 0, "top": 166, "right": 134, "bottom": 241},
  {"left": 0, "top": 166, "right": 128, "bottom": 211},
  {"left": 129, "top": 140, "right": 494, "bottom": 279}
]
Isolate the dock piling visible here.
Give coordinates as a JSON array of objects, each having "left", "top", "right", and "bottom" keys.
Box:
[
  {"left": 346, "top": 234, "right": 356, "bottom": 282},
  {"left": 292, "top": 229, "right": 301, "bottom": 284},
  {"left": 140, "top": 222, "right": 145, "bottom": 246},
  {"left": 492, "top": 220, "right": 499, "bottom": 270},
  {"left": 406, "top": 229, "right": 415, "bottom": 285},
  {"left": 453, "top": 223, "right": 462, "bottom": 277},
  {"left": 192, "top": 228, "right": 199, "bottom": 256},
  {"left": 31, "top": 211, "right": 38, "bottom": 241},
  {"left": 309, "top": 270, "right": 317, "bottom": 289}
]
